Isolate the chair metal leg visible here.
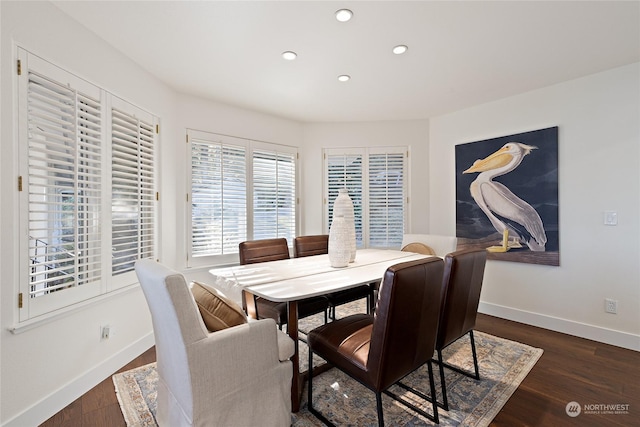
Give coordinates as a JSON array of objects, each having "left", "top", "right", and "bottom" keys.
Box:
[
  {"left": 307, "top": 349, "right": 336, "bottom": 427},
  {"left": 386, "top": 360, "right": 439, "bottom": 424},
  {"left": 437, "top": 348, "right": 449, "bottom": 410},
  {"left": 375, "top": 392, "right": 385, "bottom": 427},
  {"left": 469, "top": 330, "right": 480, "bottom": 380},
  {"left": 435, "top": 330, "right": 482, "bottom": 410},
  {"left": 426, "top": 360, "right": 440, "bottom": 424},
  {"left": 307, "top": 348, "right": 314, "bottom": 410}
]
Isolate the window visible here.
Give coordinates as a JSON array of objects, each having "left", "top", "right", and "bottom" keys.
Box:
[
  {"left": 18, "top": 49, "right": 157, "bottom": 321},
  {"left": 111, "top": 100, "right": 156, "bottom": 279},
  {"left": 324, "top": 147, "right": 408, "bottom": 249},
  {"left": 187, "top": 130, "right": 297, "bottom": 267},
  {"left": 189, "top": 133, "right": 247, "bottom": 260},
  {"left": 252, "top": 146, "right": 296, "bottom": 242}
]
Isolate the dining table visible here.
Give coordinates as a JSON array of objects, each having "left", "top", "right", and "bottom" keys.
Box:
[{"left": 209, "top": 248, "right": 431, "bottom": 412}]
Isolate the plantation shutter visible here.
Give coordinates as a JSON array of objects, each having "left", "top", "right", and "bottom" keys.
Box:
[
  {"left": 187, "top": 132, "right": 297, "bottom": 266},
  {"left": 324, "top": 147, "right": 407, "bottom": 249},
  {"left": 21, "top": 52, "right": 104, "bottom": 318},
  {"left": 325, "top": 151, "right": 363, "bottom": 247},
  {"left": 368, "top": 150, "right": 406, "bottom": 248},
  {"left": 18, "top": 49, "right": 159, "bottom": 321},
  {"left": 111, "top": 102, "right": 155, "bottom": 278},
  {"left": 252, "top": 147, "right": 297, "bottom": 242},
  {"left": 189, "top": 132, "right": 247, "bottom": 262}
]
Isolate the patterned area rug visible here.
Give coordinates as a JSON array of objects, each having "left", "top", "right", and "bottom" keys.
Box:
[{"left": 113, "top": 302, "right": 542, "bottom": 426}]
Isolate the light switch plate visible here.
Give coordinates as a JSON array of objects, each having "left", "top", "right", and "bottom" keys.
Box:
[{"left": 604, "top": 211, "right": 618, "bottom": 226}]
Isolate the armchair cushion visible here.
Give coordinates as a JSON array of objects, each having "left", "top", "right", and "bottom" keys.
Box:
[{"left": 191, "top": 281, "right": 247, "bottom": 332}]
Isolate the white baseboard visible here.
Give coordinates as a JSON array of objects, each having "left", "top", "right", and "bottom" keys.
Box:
[
  {"left": 478, "top": 302, "right": 640, "bottom": 352},
  {"left": 3, "top": 332, "right": 155, "bottom": 427}
]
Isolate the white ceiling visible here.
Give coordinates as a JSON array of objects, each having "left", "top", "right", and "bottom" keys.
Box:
[{"left": 52, "top": 1, "right": 640, "bottom": 123}]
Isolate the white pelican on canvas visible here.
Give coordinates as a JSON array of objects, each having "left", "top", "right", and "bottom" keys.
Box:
[{"left": 464, "top": 142, "right": 547, "bottom": 252}]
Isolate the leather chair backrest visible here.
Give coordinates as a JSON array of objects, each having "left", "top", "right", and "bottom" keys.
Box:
[
  {"left": 239, "top": 238, "right": 290, "bottom": 265},
  {"left": 294, "top": 235, "right": 329, "bottom": 258},
  {"left": 437, "top": 248, "right": 487, "bottom": 350},
  {"left": 367, "top": 257, "right": 445, "bottom": 390}
]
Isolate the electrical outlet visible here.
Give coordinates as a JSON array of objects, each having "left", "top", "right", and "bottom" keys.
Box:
[
  {"left": 101, "top": 325, "right": 111, "bottom": 339},
  {"left": 605, "top": 299, "right": 617, "bottom": 314}
]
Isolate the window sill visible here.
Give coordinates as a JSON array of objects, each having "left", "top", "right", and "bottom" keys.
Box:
[{"left": 8, "top": 284, "right": 141, "bottom": 334}]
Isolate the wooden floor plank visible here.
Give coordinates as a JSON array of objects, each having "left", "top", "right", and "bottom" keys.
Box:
[{"left": 39, "top": 315, "right": 639, "bottom": 426}]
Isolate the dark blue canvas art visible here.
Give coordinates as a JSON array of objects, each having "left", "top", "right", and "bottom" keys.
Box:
[{"left": 455, "top": 126, "right": 559, "bottom": 266}]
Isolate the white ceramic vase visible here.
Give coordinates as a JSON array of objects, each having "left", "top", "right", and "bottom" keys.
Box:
[
  {"left": 328, "top": 215, "right": 351, "bottom": 268},
  {"left": 333, "top": 188, "right": 356, "bottom": 262}
]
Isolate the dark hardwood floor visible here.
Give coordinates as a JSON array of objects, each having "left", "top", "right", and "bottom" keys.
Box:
[{"left": 40, "top": 314, "right": 639, "bottom": 426}]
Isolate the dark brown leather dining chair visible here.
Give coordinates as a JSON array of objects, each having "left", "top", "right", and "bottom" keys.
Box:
[
  {"left": 307, "top": 257, "right": 446, "bottom": 426},
  {"left": 435, "top": 248, "right": 487, "bottom": 410},
  {"left": 238, "top": 238, "right": 329, "bottom": 328},
  {"left": 294, "top": 234, "right": 373, "bottom": 320}
]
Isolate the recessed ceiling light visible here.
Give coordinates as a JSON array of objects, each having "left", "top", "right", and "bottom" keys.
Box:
[
  {"left": 335, "top": 9, "right": 353, "bottom": 22},
  {"left": 338, "top": 75, "right": 351, "bottom": 82},
  {"left": 393, "top": 45, "right": 408, "bottom": 55},
  {"left": 282, "top": 51, "right": 297, "bottom": 60}
]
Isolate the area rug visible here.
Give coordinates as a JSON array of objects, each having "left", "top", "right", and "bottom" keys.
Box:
[{"left": 113, "top": 303, "right": 543, "bottom": 426}]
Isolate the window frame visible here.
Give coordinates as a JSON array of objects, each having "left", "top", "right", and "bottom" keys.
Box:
[
  {"left": 323, "top": 146, "right": 409, "bottom": 249},
  {"left": 186, "top": 130, "right": 298, "bottom": 268},
  {"left": 16, "top": 48, "right": 159, "bottom": 323}
]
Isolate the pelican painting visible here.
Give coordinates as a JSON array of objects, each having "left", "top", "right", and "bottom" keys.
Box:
[
  {"left": 463, "top": 142, "right": 547, "bottom": 252},
  {"left": 455, "top": 126, "right": 559, "bottom": 265}
]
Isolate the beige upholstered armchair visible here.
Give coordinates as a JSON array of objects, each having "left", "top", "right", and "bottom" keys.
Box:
[{"left": 135, "top": 259, "right": 294, "bottom": 427}]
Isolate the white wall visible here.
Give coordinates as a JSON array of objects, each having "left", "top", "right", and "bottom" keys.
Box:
[
  {"left": 300, "top": 120, "right": 430, "bottom": 235},
  {"left": 429, "top": 63, "right": 640, "bottom": 350}
]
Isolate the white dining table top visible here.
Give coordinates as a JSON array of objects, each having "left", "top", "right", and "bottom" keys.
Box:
[{"left": 209, "top": 248, "right": 432, "bottom": 302}]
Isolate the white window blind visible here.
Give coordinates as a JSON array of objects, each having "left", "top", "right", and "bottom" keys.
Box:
[
  {"left": 368, "top": 151, "right": 405, "bottom": 248},
  {"left": 18, "top": 49, "right": 158, "bottom": 321},
  {"left": 326, "top": 152, "right": 363, "bottom": 246},
  {"left": 253, "top": 148, "right": 296, "bottom": 242},
  {"left": 324, "top": 147, "right": 407, "bottom": 249},
  {"left": 111, "top": 107, "right": 155, "bottom": 276},
  {"left": 187, "top": 131, "right": 297, "bottom": 267},
  {"left": 190, "top": 133, "right": 247, "bottom": 258},
  {"left": 25, "top": 66, "right": 103, "bottom": 305}
]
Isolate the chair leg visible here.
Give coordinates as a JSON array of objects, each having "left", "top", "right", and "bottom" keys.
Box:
[
  {"left": 436, "top": 330, "right": 482, "bottom": 410},
  {"left": 375, "top": 392, "right": 385, "bottom": 427},
  {"left": 437, "top": 349, "right": 449, "bottom": 410},
  {"left": 427, "top": 360, "right": 440, "bottom": 424},
  {"left": 387, "top": 361, "right": 440, "bottom": 423},
  {"left": 307, "top": 350, "right": 336, "bottom": 427},
  {"left": 307, "top": 349, "right": 314, "bottom": 410},
  {"left": 469, "top": 330, "right": 480, "bottom": 380}
]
